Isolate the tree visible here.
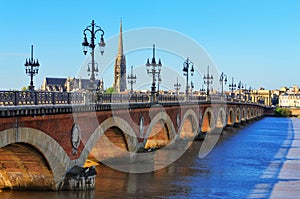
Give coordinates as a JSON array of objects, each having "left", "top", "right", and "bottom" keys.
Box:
[
  {"left": 21, "top": 86, "right": 29, "bottom": 91},
  {"left": 104, "top": 87, "right": 117, "bottom": 94},
  {"left": 275, "top": 107, "right": 292, "bottom": 117}
]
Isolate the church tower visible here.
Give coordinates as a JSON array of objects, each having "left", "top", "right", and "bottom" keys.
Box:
[{"left": 113, "top": 20, "right": 126, "bottom": 92}]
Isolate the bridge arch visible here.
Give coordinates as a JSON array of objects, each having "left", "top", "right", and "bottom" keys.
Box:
[
  {"left": 251, "top": 109, "right": 255, "bottom": 119},
  {"left": 255, "top": 109, "right": 259, "bottom": 118},
  {"left": 80, "top": 116, "right": 138, "bottom": 165},
  {"left": 144, "top": 111, "right": 176, "bottom": 149},
  {"left": 216, "top": 107, "right": 226, "bottom": 129},
  {"left": 178, "top": 109, "right": 199, "bottom": 140},
  {"left": 201, "top": 107, "right": 215, "bottom": 133},
  {"left": 227, "top": 107, "right": 235, "bottom": 126},
  {"left": 235, "top": 107, "right": 241, "bottom": 124},
  {"left": 247, "top": 108, "right": 251, "bottom": 120},
  {"left": 0, "top": 128, "right": 69, "bottom": 190},
  {"left": 241, "top": 108, "right": 247, "bottom": 122}
]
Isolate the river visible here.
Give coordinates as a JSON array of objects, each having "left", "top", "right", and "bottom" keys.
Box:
[{"left": 1, "top": 117, "right": 300, "bottom": 198}]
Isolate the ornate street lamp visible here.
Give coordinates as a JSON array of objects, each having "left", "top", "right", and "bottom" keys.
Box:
[
  {"left": 200, "top": 84, "right": 206, "bottom": 95},
  {"left": 24, "top": 45, "right": 40, "bottom": 91},
  {"left": 82, "top": 20, "right": 105, "bottom": 82},
  {"left": 174, "top": 77, "right": 181, "bottom": 96},
  {"left": 146, "top": 44, "right": 162, "bottom": 103},
  {"left": 237, "top": 81, "right": 244, "bottom": 100},
  {"left": 219, "top": 72, "right": 227, "bottom": 99},
  {"left": 229, "top": 77, "right": 236, "bottom": 98},
  {"left": 247, "top": 86, "right": 252, "bottom": 102},
  {"left": 127, "top": 65, "right": 137, "bottom": 93},
  {"left": 203, "top": 65, "right": 213, "bottom": 97},
  {"left": 182, "top": 58, "right": 194, "bottom": 101}
]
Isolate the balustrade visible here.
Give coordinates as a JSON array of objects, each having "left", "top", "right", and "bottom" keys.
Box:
[{"left": 0, "top": 91, "right": 258, "bottom": 107}]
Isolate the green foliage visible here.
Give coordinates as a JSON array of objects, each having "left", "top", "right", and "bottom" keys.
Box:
[
  {"left": 104, "top": 87, "right": 117, "bottom": 94},
  {"left": 275, "top": 107, "right": 292, "bottom": 117},
  {"left": 21, "top": 86, "right": 29, "bottom": 91}
]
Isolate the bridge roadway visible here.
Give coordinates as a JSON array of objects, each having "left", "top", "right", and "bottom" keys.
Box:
[{"left": 0, "top": 92, "right": 270, "bottom": 191}]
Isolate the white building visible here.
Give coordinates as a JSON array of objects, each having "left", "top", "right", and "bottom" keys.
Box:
[{"left": 279, "top": 94, "right": 300, "bottom": 107}]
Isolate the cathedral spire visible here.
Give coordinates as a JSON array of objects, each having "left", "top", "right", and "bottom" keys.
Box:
[
  {"left": 118, "top": 19, "right": 123, "bottom": 56},
  {"left": 113, "top": 19, "right": 126, "bottom": 92}
]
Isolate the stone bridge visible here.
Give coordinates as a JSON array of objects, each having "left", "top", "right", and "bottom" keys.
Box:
[{"left": 0, "top": 93, "right": 267, "bottom": 190}]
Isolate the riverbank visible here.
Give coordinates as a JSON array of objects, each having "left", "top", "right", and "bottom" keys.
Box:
[{"left": 270, "top": 118, "right": 300, "bottom": 198}]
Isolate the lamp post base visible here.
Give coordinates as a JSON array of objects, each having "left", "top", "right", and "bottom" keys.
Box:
[{"left": 28, "top": 86, "right": 35, "bottom": 91}]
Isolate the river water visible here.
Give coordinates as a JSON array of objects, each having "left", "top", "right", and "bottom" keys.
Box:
[{"left": 1, "top": 117, "right": 300, "bottom": 198}]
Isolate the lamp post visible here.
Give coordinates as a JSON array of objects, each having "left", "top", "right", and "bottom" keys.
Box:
[
  {"left": 247, "top": 86, "right": 252, "bottom": 102},
  {"left": 157, "top": 74, "right": 162, "bottom": 98},
  {"left": 174, "top": 77, "right": 181, "bottom": 96},
  {"left": 203, "top": 65, "right": 213, "bottom": 98},
  {"left": 146, "top": 44, "right": 162, "bottom": 103},
  {"left": 200, "top": 84, "right": 206, "bottom": 95},
  {"left": 219, "top": 72, "right": 227, "bottom": 99},
  {"left": 81, "top": 20, "right": 105, "bottom": 83},
  {"left": 24, "top": 45, "right": 40, "bottom": 91},
  {"left": 237, "top": 81, "right": 244, "bottom": 101},
  {"left": 229, "top": 77, "right": 236, "bottom": 99},
  {"left": 182, "top": 58, "right": 194, "bottom": 101},
  {"left": 127, "top": 65, "right": 137, "bottom": 93},
  {"left": 191, "top": 81, "right": 194, "bottom": 98}
]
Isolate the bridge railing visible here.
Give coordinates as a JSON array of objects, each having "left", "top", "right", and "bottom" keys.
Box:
[
  {"left": 0, "top": 91, "right": 85, "bottom": 106},
  {"left": 0, "top": 91, "right": 262, "bottom": 106}
]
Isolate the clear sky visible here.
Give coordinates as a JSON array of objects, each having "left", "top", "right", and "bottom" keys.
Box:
[{"left": 0, "top": 0, "right": 299, "bottom": 91}]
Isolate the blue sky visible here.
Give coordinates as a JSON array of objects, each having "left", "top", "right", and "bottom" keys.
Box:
[{"left": 0, "top": 0, "right": 299, "bottom": 91}]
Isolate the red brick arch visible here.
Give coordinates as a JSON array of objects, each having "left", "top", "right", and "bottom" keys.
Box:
[
  {"left": 178, "top": 109, "right": 199, "bottom": 140},
  {"left": 0, "top": 127, "right": 69, "bottom": 190}
]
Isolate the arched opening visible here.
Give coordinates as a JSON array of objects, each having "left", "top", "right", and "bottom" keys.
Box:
[
  {"left": 247, "top": 109, "right": 251, "bottom": 120},
  {"left": 201, "top": 111, "right": 212, "bottom": 133},
  {"left": 216, "top": 108, "right": 225, "bottom": 129},
  {"left": 0, "top": 143, "right": 54, "bottom": 190},
  {"left": 236, "top": 109, "right": 241, "bottom": 123},
  {"left": 86, "top": 126, "right": 129, "bottom": 165},
  {"left": 242, "top": 109, "right": 246, "bottom": 122},
  {"left": 227, "top": 109, "right": 234, "bottom": 126},
  {"left": 145, "top": 119, "right": 170, "bottom": 149},
  {"left": 179, "top": 115, "right": 196, "bottom": 140}
]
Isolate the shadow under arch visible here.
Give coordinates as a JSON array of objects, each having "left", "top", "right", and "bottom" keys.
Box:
[
  {"left": 227, "top": 107, "right": 235, "bottom": 126},
  {"left": 241, "top": 108, "right": 246, "bottom": 122},
  {"left": 201, "top": 107, "right": 215, "bottom": 133},
  {"left": 216, "top": 107, "right": 226, "bottom": 129},
  {"left": 0, "top": 127, "right": 69, "bottom": 190},
  {"left": 247, "top": 108, "right": 251, "bottom": 120},
  {"left": 144, "top": 111, "right": 176, "bottom": 149},
  {"left": 235, "top": 107, "right": 241, "bottom": 124},
  {"left": 79, "top": 116, "right": 138, "bottom": 165},
  {"left": 178, "top": 109, "right": 199, "bottom": 140}
]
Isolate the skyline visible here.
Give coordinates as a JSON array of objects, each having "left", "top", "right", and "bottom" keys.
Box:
[{"left": 0, "top": 0, "right": 299, "bottom": 91}]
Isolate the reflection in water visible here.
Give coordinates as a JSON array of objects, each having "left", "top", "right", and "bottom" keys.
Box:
[{"left": 2, "top": 118, "right": 295, "bottom": 198}]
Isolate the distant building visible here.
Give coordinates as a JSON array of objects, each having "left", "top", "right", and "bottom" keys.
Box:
[
  {"left": 250, "top": 88, "right": 272, "bottom": 106},
  {"left": 113, "top": 20, "right": 126, "bottom": 93},
  {"left": 41, "top": 77, "right": 67, "bottom": 92},
  {"left": 41, "top": 77, "right": 104, "bottom": 92},
  {"left": 289, "top": 85, "right": 299, "bottom": 94},
  {"left": 279, "top": 94, "right": 300, "bottom": 107}
]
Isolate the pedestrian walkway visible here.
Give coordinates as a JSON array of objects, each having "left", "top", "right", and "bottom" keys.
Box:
[
  {"left": 270, "top": 118, "right": 300, "bottom": 199},
  {"left": 248, "top": 118, "right": 300, "bottom": 199}
]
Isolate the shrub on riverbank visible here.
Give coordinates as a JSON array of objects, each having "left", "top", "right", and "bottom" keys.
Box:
[{"left": 275, "top": 107, "right": 292, "bottom": 117}]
